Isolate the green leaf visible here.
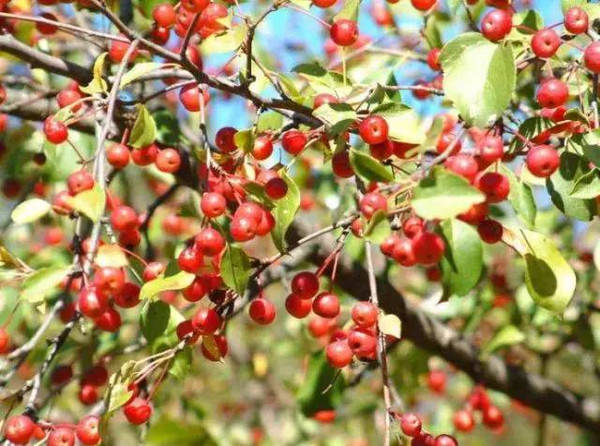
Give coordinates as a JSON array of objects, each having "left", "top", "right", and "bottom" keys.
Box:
[
  {"left": 334, "top": 0, "right": 359, "bottom": 22},
  {"left": 349, "top": 148, "right": 394, "bottom": 183},
  {"left": 256, "top": 111, "right": 283, "bottom": 133},
  {"left": 417, "top": 116, "right": 444, "bottom": 153},
  {"left": 372, "top": 103, "right": 424, "bottom": 145},
  {"left": 129, "top": 105, "right": 157, "bottom": 149},
  {"left": 95, "top": 244, "right": 128, "bottom": 268},
  {"left": 11, "top": 198, "right": 51, "bottom": 224},
  {"left": 440, "top": 33, "right": 516, "bottom": 127},
  {"left": 21, "top": 265, "right": 71, "bottom": 304},
  {"left": 220, "top": 245, "right": 252, "bottom": 295},
  {"left": 521, "top": 229, "right": 576, "bottom": 315},
  {"left": 155, "top": 109, "right": 181, "bottom": 146},
  {"left": 412, "top": 167, "right": 486, "bottom": 220},
  {"left": 233, "top": 129, "right": 254, "bottom": 153},
  {"left": 438, "top": 219, "right": 483, "bottom": 297},
  {"left": 271, "top": 171, "right": 300, "bottom": 252},
  {"left": 292, "top": 62, "right": 345, "bottom": 91},
  {"left": 120, "top": 62, "right": 163, "bottom": 88},
  {"left": 201, "top": 25, "right": 247, "bottom": 54},
  {"left": 139, "top": 270, "right": 195, "bottom": 300},
  {"left": 313, "top": 103, "right": 357, "bottom": 135},
  {"left": 297, "top": 351, "right": 345, "bottom": 416},
  {"left": 482, "top": 325, "right": 525, "bottom": 356},
  {"left": 80, "top": 52, "right": 108, "bottom": 95},
  {"left": 546, "top": 152, "right": 597, "bottom": 221},
  {"left": 570, "top": 129, "right": 600, "bottom": 168},
  {"left": 570, "top": 169, "right": 600, "bottom": 199},
  {"left": 146, "top": 416, "right": 217, "bottom": 446},
  {"left": 169, "top": 346, "right": 192, "bottom": 380},
  {"left": 561, "top": 0, "right": 586, "bottom": 13},
  {"left": 103, "top": 360, "right": 136, "bottom": 416},
  {"left": 363, "top": 210, "right": 391, "bottom": 244},
  {"left": 508, "top": 117, "right": 553, "bottom": 153},
  {"left": 141, "top": 300, "right": 171, "bottom": 343},
  {"left": 65, "top": 184, "right": 106, "bottom": 223},
  {"left": 501, "top": 165, "right": 537, "bottom": 227}
]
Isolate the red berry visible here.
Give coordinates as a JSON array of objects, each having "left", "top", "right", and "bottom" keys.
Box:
[
  {"left": 526, "top": 144, "right": 560, "bottom": 177},
  {"left": 285, "top": 293, "right": 312, "bottom": 318},
  {"left": 330, "top": 19, "right": 359, "bottom": 46},
  {"left": 67, "top": 169, "right": 94, "bottom": 196},
  {"left": 78, "top": 287, "right": 108, "bottom": 318},
  {"left": 182, "top": 277, "right": 207, "bottom": 302},
  {"left": 585, "top": 41, "right": 600, "bottom": 73},
  {"left": 156, "top": 148, "right": 181, "bottom": 173},
  {"left": 392, "top": 237, "right": 417, "bottom": 266},
  {"left": 427, "top": 48, "right": 441, "bottom": 71},
  {"left": 143, "top": 262, "right": 165, "bottom": 281},
  {"left": 151, "top": 25, "right": 171, "bottom": 44},
  {"left": 182, "top": 0, "right": 209, "bottom": 12},
  {"left": 281, "top": 130, "right": 307, "bottom": 155},
  {"left": 537, "top": 78, "right": 568, "bottom": 108},
  {"left": 94, "top": 306, "right": 122, "bottom": 332},
  {"left": 312, "top": 292, "right": 340, "bottom": 318},
  {"left": 434, "top": 435, "right": 458, "bottom": 446},
  {"left": 359, "top": 192, "right": 388, "bottom": 218},
  {"left": 565, "top": 7, "right": 588, "bottom": 34},
  {"left": 4, "top": 415, "right": 35, "bottom": 445},
  {"left": 308, "top": 316, "right": 336, "bottom": 337},
  {"left": 82, "top": 365, "right": 108, "bottom": 386},
  {"left": 178, "top": 246, "right": 204, "bottom": 273},
  {"left": 93, "top": 266, "right": 125, "bottom": 297},
  {"left": 109, "top": 37, "right": 138, "bottom": 63},
  {"left": 481, "top": 9, "right": 513, "bottom": 42},
  {"left": 436, "top": 132, "right": 461, "bottom": 155},
  {"left": 332, "top": 151, "right": 354, "bottom": 178},
  {"left": 477, "top": 219, "right": 503, "bottom": 244},
  {"left": 124, "top": 398, "right": 153, "bottom": 425},
  {"left": 215, "top": 127, "right": 238, "bottom": 152},
  {"left": 79, "top": 383, "right": 99, "bottom": 405},
  {"left": 444, "top": 154, "right": 479, "bottom": 182},
  {"left": 131, "top": 144, "right": 159, "bottom": 165},
  {"left": 76, "top": 415, "right": 101, "bottom": 445},
  {"left": 291, "top": 271, "right": 320, "bottom": 299},
  {"left": 531, "top": 28, "right": 561, "bottom": 59},
  {"left": 176, "top": 320, "right": 200, "bottom": 344},
  {"left": 326, "top": 340, "right": 353, "bottom": 368},
  {"left": 110, "top": 206, "right": 138, "bottom": 232},
  {"left": 313, "top": 93, "right": 338, "bottom": 109},
  {"left": 201, "top": 334, "right": 228, "bottom": 360},
  {"left": 192, "top": 307, "right": 222, "bottom": 334},
  {"left": 369, "top": 140, "right": 394, "bottom": 160},
  {"left": 201, "top": 192, "right": 227, "bottom": 218},
  {"left": 482, "top": 405, "right": 504, "bottom": 429},
  {"left": 427, "top": 369, "right": 446, "bottom": 393},
  {"left": 179, "top": 84, "right": 206, "bottom": 112},
  {"left": 113, "top": 282, "right": 140, "bottom": 308},
  {"left": 411, "top": 232, "right": 445, "bottom": 265},
  {"left": 252, "top": 135, "right": 273, "bottom": 160},
  {"left": 249, "top": 298, "right": 277, "bottom": 325},
  {"left": 44, "top": 116, "right": 69, "bottom": 144},
  {"left": 153, "top": 3, "right": 176, "bottom": 27},
  {"left": 380, "top": 234, "right": 400, "bottom": 257},
  {"left": 400, "top": 413, "right": 422, "bottom": 437},
  {"left": 403, "top": 216, "right": 424, "bottom": 239},
  {"left": 195, "top": 227, "right": 225, "bottom": 256},
  {"left": 265, "top": 177, "right": 288, "bottom": 199},
  {"left": 56, "top": 89, "right": 83, "bottom": 111},
  {"left": 230, "top": 216, "right": 257, "bottom": 242},
  {"left": 359, "top": 115, "right": 389, "bottom": 145},
  {"left": 347, "top": 327, "right": 377, "bottom": 358},
  {"left": 106, "top": 143, "right": 130, "bottom": 168},
  {"left": 411, "top": 0, "right": 436, "bottom": 11},
  {"left": 475, "top": 172, "right": 510, "bottom": 203},
  {"left": 51, "top": 364, "right": 73, "bottom": 386},
  {"left": 48, "top": 427, "right": 76, "bottom": 446},
  {"left": 313, "top": 0, "right": 337, "bottom": 7},
  {"left": 459, "top": 202, "right": 489, "bottom": 225},
  {"left": 351, "top": 302, "right": 378, "bottom": 328},
  {"left": 477, "top": 135, "right": 504, "bottom": 165},
  {"left": 453, "top": 409, "right": 475, "bottom": 432}
]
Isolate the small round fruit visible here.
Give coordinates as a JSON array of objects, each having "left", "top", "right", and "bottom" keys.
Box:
[
  {"left": 427, "top": 48, "right": 441, "bottom": 71},
  {"left": 359, "top": 115, "right": 389, "bottom": 145},
  {"left": 392, "top": 237, "right": 417, "bottom": 267},
  {"left": 411, "top": 0, "right": 436, "bottom": 11},
  {"left": 110, "top": 205, "right": 138, "bottom": 232},
  {"left": 531, "top": 28, "right": 561, "bottom": 59},
  {"left": 478, "top": 219, "right": 503, "bottom": 244},
  {"left": 330, "top": 19, "right": 359, "bottom": 46},
  {"left": 252, "top": 135, "right": 273, "bottom": 160},
  {"left": 44, "top": 117, "right": 69, "bottom": 144},
  {"left": 434, "top": 435, "right": 458, "bottom": 446},
  {"left": 106, "top": 143, "right": 130, "bottom": 169},
  {"left": 249, "top": 298, "right": 277, "bottom": 325},
  {"left": 4, "top": 415, "right": 36, "bottom": 445},
  {"left": 281, "top": 130, "right": 307, "bottom": 155},
  {"left": 481, "top": 9, "right": 513, "bottom": 42},
  {"left": 453, "top": 409, "right": 475, "bottom": 432},
  {"left": 178, "top": 246, "right": 203, "bottom": 273},
  {"left": 78, "top": 287, "right": 108, "bottom": 319},
  {"left": 332, "top": 151, "right": 354, "bottom": 178},
  {"left": 411, "top": 232, "right": 445, "bottom": 265},
  {"left": 265, "top": 177, "right": 288, "bottom": 199},
  {"left": 215, "top": 127, "right": 237, "bottom": 152},
  {"left": 201, "top": 192, "right": 227, "bottom": 218},
  {"left": 195, "top": 227, "right": 225, "bottom": 256},
  {"left": 475, "top": 172, "right": 510, "bottom": 203},
  {"left": 48, "top": 427, "right": 76, "bottom": 446},
  {"left": 76, "top": 416, "right": 101, "bottom": 445},
  {"left": 153, "top": 3, "right": 176, "bottom": 27},
  {"left": 124, "top": 398, "right": 153, "bottom": 425},
  {"left": 536, "top": 78, "right": 568, "bottom": 108},
  {"left": 526, "top": 144, "right": 560, "bottom": 177},
  {"left": 584, "top": 41, "right": 600, "bottom": 73},
  {"left": 326, "top": 340, "right": 353, "bottom": 368},
  {"left": 156, "top": 148, "right": 181, "bottom": 173},
  {"left": 192, "top": 307, "right": 222, "bottom": 334},
  {"left": 359, "top": 192, "right": 387, "bottom": 218},
  {"left": 230, "top": 216, "right": 257, "bottom": 242},
  {"left": 285, "top": 293, "right": 312, "bottom": 318},
  {"left": 312, "top": 292, "right": 340, "bottom": 318},
  {"left": 291, "top": 271, "right": 320, "bottom": 299},
  {"left": 400, "top": 413, "right": 422, "bottom": 437},
  {"left": 565, "top": 7, "right": 588, "bottom": 34},
  {"left": 351, "top": 302, "right": 378, "bottom": 328}
]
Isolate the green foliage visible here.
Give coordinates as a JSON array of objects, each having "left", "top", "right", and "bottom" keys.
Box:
[
  {"left": 21, "top": 265, "right": 70, "bottom": 305},
  {"left": 349, "top": 148, "right": 394, "bottom": 183},
  {"left": 271, "top": 171, "right": 300, "bottom": 252},
  {"left": 220, "top": 244, "right": 252, "bottom": 295},
  {"left": 297, "top": 351, "right": 345, "bottom": 416},
  {"left": 140, "top": 270, "right": 196, "bottom": 300},
  {"left": 129, "top": 105, "right": 157, "bottom": 149}
]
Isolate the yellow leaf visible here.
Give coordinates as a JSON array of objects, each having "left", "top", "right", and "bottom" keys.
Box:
[
  {"left": 96, "top": 244, "right": 128, "bottom": 268},
  {"left": 378, "top": 313, "right": 401, "bottom": 339}
]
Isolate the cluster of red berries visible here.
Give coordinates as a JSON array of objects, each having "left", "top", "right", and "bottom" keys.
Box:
[
  {"left": 3, "top": 413, "right": 100, "bottom": 445},
  {"left": 397, "top": 412, "right": 458, "bottom": 446}
]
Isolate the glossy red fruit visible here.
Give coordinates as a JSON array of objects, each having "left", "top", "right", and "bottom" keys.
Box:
[
  {"left": 444, "top": 154, "right": 479, "bottom": 182},
  {"left": 201, "top": 334, "right": 228, "bottom": 360},
  {"left": 179, "top": 84, "right": 206, "bottom": 111},
  {"left": 392, "top": 237, "right": 417, "bottom": 267},
  {"left": 265, "top": 177, "right": 288, "bottom": 199},
  {"left": 156, "top": 148, "right": 181, "bottom": 173},
  {"left": 178, "top": 246, "right": 203, "bottom": 273},
  {"left": 67, "top": 169, "right": 94, "bottom": 196},
  {"left": 281, "top": 129, "right": 307, "bottom": 155},
  {"left": 436, "top": 132, "right": 462, "bottom": 155},
  {"left": 131, "top": 144, "right": 159, "bottom": 165},
  {"left": 0, "top": 327, "right": 10, "bottom": 354},
  {"left": 369, "top": 140, "right": 393, "bottom": 160},
  {"left": 195, "top": 227, "right": 225, "bottom": 256},
  {"left": 482, "top": 405, "right": 504, "bottom": 429},
  {"left": 79, "top": 383, "right": 99, "bottom": 405},
  {"left": 434, "top": 435, "right": 458, "bottom": 446},
  {"left": 252, "top": 135, "right": 273, "bottom": 160},
  {"left": 230, "top": 216, "right": 257, "bottom": 242},
  {"left": 143, "top": 262, "right": 165, "bottom": 282},
  {"left": 565, "top": 7, "right": 588, "bottom": 34},
  {"left": 4, "top": 415, "right": 36, "bottom": 445},
  {"left": 351, "top": 301, "right": 378, "bottom": 328},
  {"left": 108, "top": 37, "right": 138, "bottom": 63},
  {"left": 182, "top": 277, "right": 206, "bottom": 302},
  {"left": 151, "top": 25, "right": 171, "bottom": 44},
  {"left": 94, "top": 306, "right": 122, "bottom": 332},
  {"left": 48, "top": 427, "right": 76, "bottom": 446},
  {"left": 347, "top": 327, "right": 377, "bottom": 358},
  {"left": 411, "top": 232, "right": 445, "bottom": 265},
  {"left": 312, "top": 292, "right": 340, "bottom": 318},
  {"left": 403, "top": 216, "right": 424, "bottom": 238},
  {"left": 359, "top": 192, "right": 387, "bottom": 218},
  {"left": 198, "top": 3, "right": 228, "bottom": 38},
  {"left": 124, "top": 398, "right": 153, "bottom": 425},
  {"left": 478, "top": 219, "right": 503, "bottom": 244},
  {"left": 113, "top": 282, "right": 140, "bottom": 308},
  {"left": 584, "top": 41, "right": 600, "bottom": 73},
  {"left": 215, "top": 127, "right": 238, "bottom": 152},
  {"left": 380, "top": 234, "right": 400, "bottom": 257},
  {"left": 93, "top": 266, "right": 125, "bottom": 297},
  {"left": 153, "top": 3, "right": 176, "bottom": 27},
  {"left": 453, "top": 409, "right": 475, "bottom": 432},
  {"left": 313, "top": 0, "right": 337, "bottom": 7},
  {"left": 201, "top": 192, "right": 227, "bottom": 218},
  {"left": 291, "top": 271, "right": 320, "bottom": 299},
  {"left": 330, "top": 19, "right": 359, "bottom": 46},
  {"left": 308, "top": 316, "right": 335, "bottom": 337},
  {"left": 182, "top": 0, "right": 209, "bottom": 12},
  {"left": 427, "top": 369, "right": 446, "bottom": 393},
  {"left": 475, "top": 172, "right": 510, "bottom": 203},
  {"left": 459, "top": 202, "right": 489, "bottom": 225},
  {"left": 285, "top": 293, "right": 312, "bottom": 318},
  {"left": 481, "top": 9, "right": 513, "bottom": 42},
  {"left": 326, "top": 340, "right": 353, "bottom": 368},
  {"left": 111, "top": 206, "right": 138, "bottom": 232},
  {"left": 76, "top": 415, "right": 101, "bottom": 445},
  {"left": 359, "top": 115, "right": 389, "bottom": 145},
  {"left": 82, "top": 365, "right": 108, "bottom": 386},
  {"left": 78, "top": 287, "right": 108, "bottom": 318},
  {"left": 106, "top": 143, "right": 130, "bottom": 168},
  {"left": 526, "top": 144, "right": 560, "bottom": 177},
  {"left": 332, "top": 151, "right": 354, "bottom": 178},
  {"left": 427, "top": 48, "right": 441, "bottom": 70},
  {"left": 56, "top": 89, "right": 83, "bottom": 111},
  {"left": 411, "top": 0, "right": 436, "bottom": 11},
  {"left": 192, "top": 307, "right": 222, "bottom": 334},
  {"left": 313, "top": 93, "right": 338, "bottom": 109},
  {"left": 537, "top": 78, "right": 568, "bottom": 108},
  {"left": 477, "top": 135, "right": 504, "bottom": 164},
  {"left": 249, "top": 298, "right": 277, "bottom": 325},
  {"left": 44, "top": 116, "right": 69, "bottom": 144},
  {"left": 531, "top": 28, "right": 561, "bottom": 58},
  {"left": 400, "top": 413, "right": 422, "bottom": 437}
]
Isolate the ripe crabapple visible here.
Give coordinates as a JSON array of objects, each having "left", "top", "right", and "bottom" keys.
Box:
[
  {"left": 192, "top": 307, "right": 222, "bottom": 335},
  {"left": 281, "top": 129, "right": 307, "bottom": 155},
  {"left": 201, "top": 192, "right": 227, "bottom": 218},
  {"left": 351, "top": 302, "right": 378, "bottom": 328},
  {"left": 412, "top": 232, "right": 445, "bottom": 265},
  {"left": 48, "top": 427, "right": 76, "bottom": 446},
  {"left": 392, "top": 237, "right": 417, "bottom": 267},
  {"left": 285, "top": 293, "right": 312, "bottom": 318},
  {"left": 359, "top": 115, "right": 389, "bottom": 145},
  {"left": 359, "top": 192, "right": 388, "bottom": 218},
  {"left": 155, "top": 148, "right": 181, "bottom": 173},
  {"left": 584, "top": 41, "right": 600, "bottom": 73},
  {"left": 4, "top": 415, "right": 36, "bottom": 445},
  {"left": 178, "top": 246, "right": 203, "bottom": 273},
  {"left": 444, "top": 154, "right": 479, "bottom": 182},
  {"left": 201, "top": 334, "right": 228, "bottom": 360},
  {"left": 110, "top": 205, "right": 138, "bottom": 232},
  {"left": 332, "top": 151, "right": 354, "bottom": 178},
  {"left": 94, "top": 306, "right": 122, "bottom": 332},
  {"left": 326, "top": 340, "right": 353, "bottom": 368},
  {"left": 123, "top": 398, "right": 153, "bottom": 425},
  {"left": 427, "top": 369, "right": 446, "bottom": 393},
  {"left": 78, "top": 287, "right": 108, "bottom": 318},
  {"left": 79, "top": 383, "right": 99, "bottom": 405},
  {"left": 330, "top": 19, "right": 359, "bottom": 46},
  {"left": 108, "top": 37, "right": 138, "bottom": 63},
  {"left": 312, "top": 292, "right": 340, "bottom": 318},
  {"left": 536, "top": 78, "right": 568, "bottom": 108},
  {"left": 475, "top": 172, "right": 510, "bottom": 203},
  {"left": 215, "top": 127, "right": 238, "bottom": 152},
  {"left": 153, "top": 3, "right": 176, "bottom": 27},
  {"left": 411, "top": 0, "right": 436, "bottom": 11},
  {"left": 565, "top": 7, "right": 588, "bottom": 34},
  {"left": 195, "top": 227, "right": 225, "bottom": 256},
  {"left": 249, "top": 298, "right": 277, "bottom": 325},
  {"left": 481, "top": 9, "right": 513, "bottom": 42},
  {"left": 106, "top": 143, "right": 130, "bottom": 168},
  {"left": 531, "top": 28, "right": 561, "bottom": 59},
  {"left": 44, "top": 116, "right": 68, "bottom": 144},
  {"left": 453, "top": 409, "right": 475, "bottom": 432},
  {"left": 252, "top": 135, "right": 274, "bottom": 160},
  {"left": 526, "top": 144, "right": 560, "bottom": 177},
  {"left": 291, "top": 271, "right": 320, "bottom": 299},
  {"left": 400, "top": 413, "right": 422, "bottom": 437}
]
